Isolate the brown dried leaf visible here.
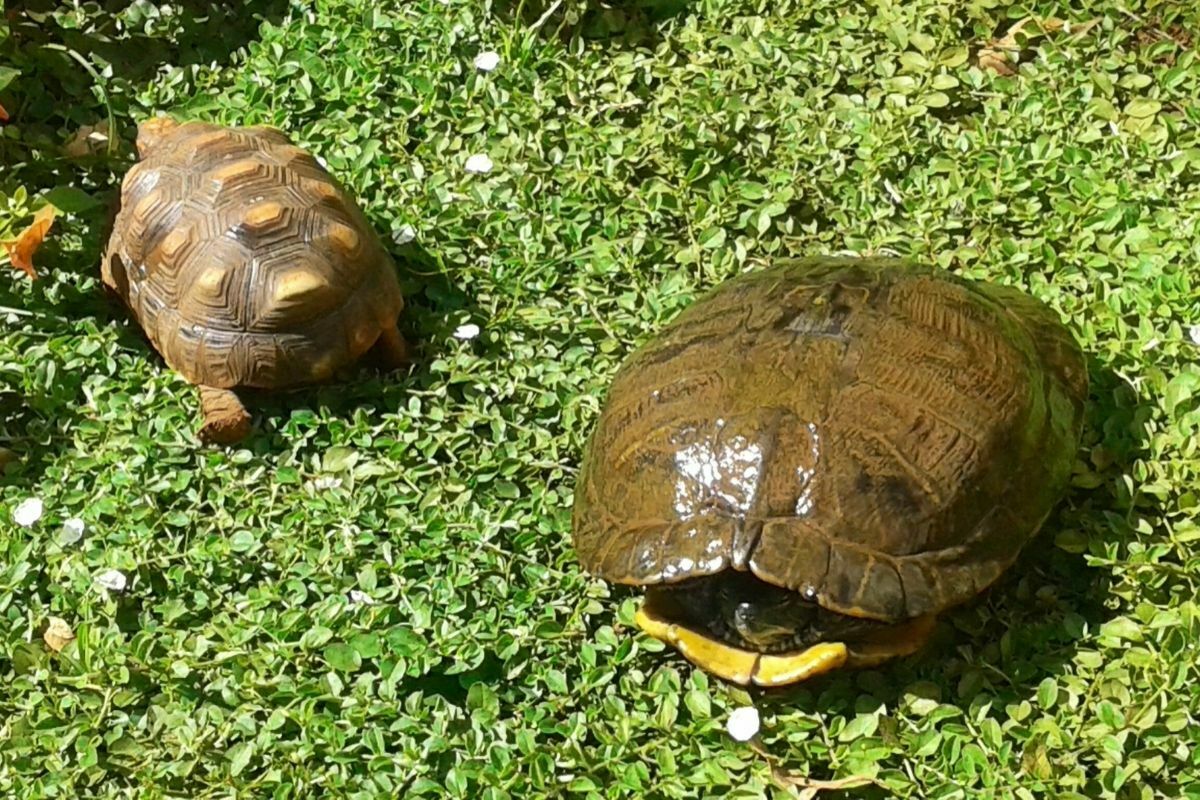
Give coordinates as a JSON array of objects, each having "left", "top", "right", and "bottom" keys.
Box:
[
  {"left": 2, "top": 204, "right": 57, "bottom": 278},
  {"left": 62, "top": 121, "right": 110, "bottom": 159},
  {"left": 976, "top": 16, "right": 1098, "bottom": 74},
  {"left": 43, "top": 616, "right": 75, "bottom": 652},
  {"left": 976, "top": 17, "right": 1033, "bottom": 74},
  {"left": 771, "top": 766, "right": 880, "bottom": 799}
]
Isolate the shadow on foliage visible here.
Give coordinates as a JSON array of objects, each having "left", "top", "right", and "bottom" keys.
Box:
[
  {"left": 491, "top": 0, "right": 691, "bottom": 47},
  {"left": 0, "top": 0, "right": 287, "bottom": 476},
  {"left": 1, "top": 1, "right": 289, "bottom": 177},
  {"left": 0, "top": 236, "right": 123, "bottom": 485}
]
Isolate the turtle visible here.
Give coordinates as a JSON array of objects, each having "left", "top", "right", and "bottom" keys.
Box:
[
  {"left": 572, "top": 257, "right": 1087, "bottom": 687},
  {"left": 102, "top": 118, "right": 408, "bottom": 443}
]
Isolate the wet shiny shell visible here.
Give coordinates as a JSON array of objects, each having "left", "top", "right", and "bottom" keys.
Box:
[
  {"left": 103, "top": 122, "right": 404, "bottom": 389},
  {"left": 572, "top": 257, "right": 1087, "bottom": 623}
]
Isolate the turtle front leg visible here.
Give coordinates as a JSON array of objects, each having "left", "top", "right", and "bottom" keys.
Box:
[
  {"left": 372, "top": 323, "right": 411, "bottom": 369},
  {"left": 197, "top": 386, "right": 252, "bottom": 444}
]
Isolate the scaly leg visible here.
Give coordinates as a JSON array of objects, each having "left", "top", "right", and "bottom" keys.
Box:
[
  {"left": 372, "top": 322, "right": 411, "bottom": 369},
  {"left": 198, "top": 385, "right": 252, "bottom": 444}
]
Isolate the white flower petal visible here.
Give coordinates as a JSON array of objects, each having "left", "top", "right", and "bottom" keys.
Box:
[
  {"left": 392, "top": 224, "right": 416, "bottom": 245},
  {"left": 348, "top": 590, "right": 377, "bottom": 606},
  {"left": 464, "top": 153, "right": 493, "bottom": 174},
  {"left": 1189, "top": 324, "right": 1200, "bottom": 346},
  {"left": 474, "top": 50, "right": 501, "bottom": 72},
  {"left": 453, "top": 323, "right": 481, "bottom": 340},
  {"left": 95, "top": 569, "right": 128, "bottom": 593},
  {"left": 59, "top": 518, "right": 86, "bottom": 546},
  {"left": 12, "top": 497, "right": 43, "bottom": 527},
  {"left": 309, "top": 476, "right": 343, "bottom": 491},
  {"left": 726, "top": 706, "right": 761, "bottom": 742}
]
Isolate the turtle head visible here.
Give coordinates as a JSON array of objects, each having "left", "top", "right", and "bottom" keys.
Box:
[
  {"left": 645, "top": 571, "right": 830, "bottom": 654},
  {"left": 135, "top": 117, "right": 182, "bottom": 159},
  {"left": 635, "top": 571, "right": 923, "bottom": 686}
]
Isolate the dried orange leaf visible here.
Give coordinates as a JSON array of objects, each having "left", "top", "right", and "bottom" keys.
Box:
[
  {"left": 63, "top": 121, "right": 110, "bottom": 159},
  {"left": 976, "top": 17, "right": 1033, "bottom": 74},
  {"left": 43, "top": 616, "right": 75, "bottom": 652},
  {"left": 3, "top": 204, "right": 57, "bottom": 279},
  {"left": 771, "top": 767, "right": 880, "bottom": 799},
  {"left": 975, "top": 16, "right": 1098, "bottom": 75},
  {"left": 977, "top": 49, "right": 1017, "bottom": 75}
]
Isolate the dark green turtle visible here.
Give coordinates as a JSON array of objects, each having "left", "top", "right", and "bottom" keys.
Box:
[{"left": 572, "top": 257, "right": 1087, "bottom": 685}]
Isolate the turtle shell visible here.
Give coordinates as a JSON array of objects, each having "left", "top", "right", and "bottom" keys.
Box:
[
  {"left": 103, "top": 121, "right": 404, "bottom": 389},
  {"left": 572, "top": 257, "right": 1087, "bottom": 623}
]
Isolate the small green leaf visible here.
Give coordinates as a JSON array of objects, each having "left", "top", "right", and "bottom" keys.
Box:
[
  {"left": 1037, "top": 677, "right": 1058, "bottom": 709},
  {"left": 322, "top": 446, "right": 359, "bottom": 472},
  {"left": 1124, "top": 98, "right": 1161, "bottom": 119},
  {"left": 226, "top": 742, "right": 254, "bottom": 776},
  {"left": 698, "top": 226, "right": 727, "bottom": 249},
  {"left": 350, "top": 632, "right": 382, "bottom": 659},
  {"left": 737, "top": 181, "right": 767, "bottom": 200},
  {"left": 324, "top": 643, "right": 362, "bottom": 672},
  {"left": 1099, "top": 702, "right": 1125, "bottom": 730},
  {"left": 228, "top": 530, "right": 257, "bottom": 552},
  {"left": 1165, "top": 371, "right": 1199, "bottom": 415},
  {"left": 43, "top": 186, "right": 101, "bottom": 213},
  {"left": 838, "top": 713, "right": 879, "bottom": 741}
]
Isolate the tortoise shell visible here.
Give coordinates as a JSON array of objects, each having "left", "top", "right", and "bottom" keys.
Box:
[
  {"left": 573, "top": 257, "right": 1087, "bottom": 624},
  {"left": 102, "top": 120, "right": 404, "bottom": 390}
]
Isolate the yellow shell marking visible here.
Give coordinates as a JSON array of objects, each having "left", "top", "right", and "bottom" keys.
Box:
[
  {"left": 156, "top": 228, "right": 190, "bottom": 260},
  {"left": 211, "top": 159, "right": 262, "bottom": 183},
  {"left": 328, "top": 222, "right": 360, "bottom": 252},
  {"left": 273, "top": 269, "right": 329, "bottom": 305},
  {"left": 132, "top": 190, "right": 162, "bottom": 222},
  {"left": 756, "top": 644, "right": 849, "bottom": 685},
  {"left": 635, "top": 604, "right": 850, "bottom": 687},
  {"left": 193, "top": 266, "right": 228, "bottom": 295},
  {"left": 242, "top": 201, "right": 285, "bottom": 229},
  {"left": 187, "top": 129, "right": 231, "bottom": 149},
  {"left": 305, "top": 179, "right": 339, "bottom": 201}
]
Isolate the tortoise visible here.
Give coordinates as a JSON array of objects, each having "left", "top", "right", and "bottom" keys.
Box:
[
  {"left": 102, "top": 118, "right": 407, "bottom": 443},
  {"left": 572, "top": 257, "right": 1087, "bottom": 686}
]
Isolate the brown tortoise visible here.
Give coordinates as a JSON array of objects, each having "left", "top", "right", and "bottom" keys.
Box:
[
  {"left": 572, "top": 257, "right": 1087, "bottom": 686},
  {"left": 102, "top": 118, "right": 407, "bottom": 443}
]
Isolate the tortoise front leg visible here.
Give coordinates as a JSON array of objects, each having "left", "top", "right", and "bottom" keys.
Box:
[
  {"left": 372, "top": 322, "right": 411, "bottom": 369},
  {"left": 197, "top": 385, "right": 252, "bottom": 444}
]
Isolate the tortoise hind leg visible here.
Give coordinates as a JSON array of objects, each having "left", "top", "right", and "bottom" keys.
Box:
[
  {"left": 197, "top": 386, "right": 252, "bottom": 444},
  {"left": 371, "top": 322, "right": 411, "bottom": 370}
]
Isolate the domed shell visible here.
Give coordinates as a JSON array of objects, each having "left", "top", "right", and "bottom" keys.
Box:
[
  {"left": 103, "top": 121, "right": 404, "bottom": 389},
  {"left": 572, "top": 257, "right": 1087, "bottom": 623}
]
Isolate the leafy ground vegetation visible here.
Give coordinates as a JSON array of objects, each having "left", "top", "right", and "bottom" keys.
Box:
[{"left": 2, "top": 0, "right": 1199, "bottom": 797}]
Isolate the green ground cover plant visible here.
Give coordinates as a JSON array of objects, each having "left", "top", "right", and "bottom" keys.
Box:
[{"left": 1, "top": 0, "right": 1198, "bottom": 797}]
